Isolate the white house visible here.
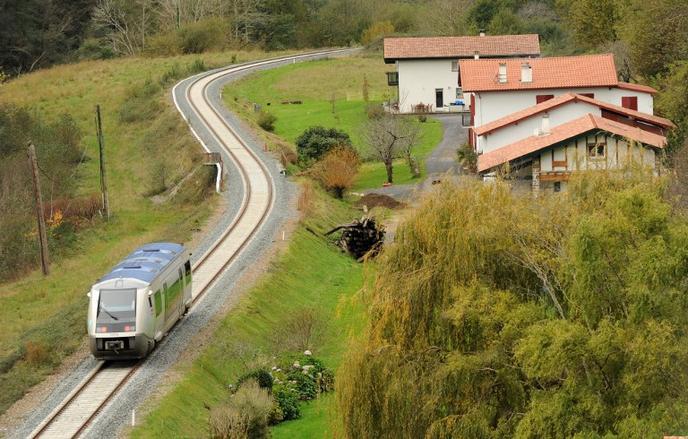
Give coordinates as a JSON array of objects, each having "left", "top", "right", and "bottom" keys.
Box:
[
  {"left": 477, "top": 114, "right": 667, "bottom": 193},
  {"left": 474, "top": 93, "right": 674, "bottom": 155},
  {"left": 383, "top": 33, "right": 541, "bottom": 114},
  {"left": 459, "top": 54, "right": 657, "bottom": 147}
]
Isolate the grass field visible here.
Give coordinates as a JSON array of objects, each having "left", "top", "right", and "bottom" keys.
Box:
[
  {"left": 223, "top": 54, "right": 443, "bottom": 190},
  {"left": 0, "top": 49, "right": 293, "bottom": 416},
  {"left": 130, "top": 185, "right": 368, "bottom": 438}
]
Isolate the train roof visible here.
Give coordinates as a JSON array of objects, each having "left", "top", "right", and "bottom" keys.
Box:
[{"left": 98, "top": 242, "right": 185, "bottom": 285}]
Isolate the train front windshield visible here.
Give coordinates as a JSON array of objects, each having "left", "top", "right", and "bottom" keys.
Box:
[{"left": 96, "top": 289, "right": 137, "bottom": 331}]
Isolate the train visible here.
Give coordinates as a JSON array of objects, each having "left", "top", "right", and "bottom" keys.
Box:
[{"left": 87, "top": 242, "right": 192, "bottom": 360}]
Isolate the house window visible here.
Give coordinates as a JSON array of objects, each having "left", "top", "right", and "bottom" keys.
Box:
[
  {"left": 587, "top": 141, "right": 606, "bottom": 159},
  {"left": 456, "top": 88, "right": 462, "bottom": 99},
  {"left": 579, "top": 93, "right": 595, "bottom": 99},
  {"left": 536, "top": 94, "right": 554, "bottom": 104},
  {"left": 621, "top": 96, "right": 638, "bottom": 110},
  {"left": 451, "top": 60, "right": 459, "bottom": 72},
  {"left": 553, "top": 182, "right": 561, "bottom": 192}
]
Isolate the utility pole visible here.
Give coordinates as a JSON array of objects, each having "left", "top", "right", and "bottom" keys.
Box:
[
  {"left": 27, "top": 142, "right": 50, "bottom": 276},
  {"left": 95, "top": 105, "right": 110, "bottom": 220}
]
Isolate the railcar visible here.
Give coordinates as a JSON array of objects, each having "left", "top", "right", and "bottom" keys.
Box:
[{"left": 87, "top": 242, "right": 192, "bottom": 360}]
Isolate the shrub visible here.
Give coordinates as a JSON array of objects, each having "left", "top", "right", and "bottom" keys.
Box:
[
  {"left": 310, "top": 147, "right": 360, "bottom": 198},
  {"left": 209, "top": 380, "right": 272, "bottom": 439},
  {"left": 366, "top": 104, "right": 385, "bottom": 120},
  {"left": 178, "top": 18, "right": 227, "bottom": 54},
  {"left": 77, "top": 37, "right": 115, "bottom": 60},
  {"left": 286, "top": 370, "right": 317, "bottom": 400},
  {"left": 272, "top": 384, "right": 300, "bottom": 422},
  {"left": 361, "top": 21, "right": 395, "bottom": 45},
  {"left": 257, "top": 112, "right": 276, "bottom": 132},
  {"left": 417, "top": 114, "right": 427, "bottom": 123},
  {"left": 296, "top": 126, "right": 352, "bottom": 164},
  {"left": 456, "top": 142, "right": 478, "bottom": 173},
  {"left": 237, "top": 369, "right": 274, "bottom": 390}
]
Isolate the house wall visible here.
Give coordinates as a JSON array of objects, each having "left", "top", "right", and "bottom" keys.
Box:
[
  {"left": 470, "top": 87, "right": 653, "bottom": 126},
  {"left": 397, "top": 59, "right": 463, "bottom": 113},
  {"left": 538, "top": 134, "right": 656, "bottom": 173},
  {"left": 476, "top": 101, "right": 601, "bottom": 154}
]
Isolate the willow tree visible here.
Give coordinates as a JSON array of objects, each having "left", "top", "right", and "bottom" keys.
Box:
[{"left": 338, "top": 172, "right": 688, "bottom": 438}]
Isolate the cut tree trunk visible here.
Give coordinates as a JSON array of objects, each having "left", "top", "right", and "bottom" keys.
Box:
[{"left": 325, "top": 216, "right": 386, "bottom": 260}]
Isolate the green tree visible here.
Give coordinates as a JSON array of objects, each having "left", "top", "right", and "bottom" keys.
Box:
[
  {"left": 338, "top": 174, "right": 688, "bottom": 438},
  {"left": 295, "top": 126, "right": 352, "bottom": 165},
  {"left": 566, "top": 0, "right": 618, "bottom": 50}
]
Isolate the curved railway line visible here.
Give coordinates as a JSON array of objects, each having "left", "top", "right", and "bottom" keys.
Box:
[{"left": 27, "top": 48, "right": 350, "bottom": 439}]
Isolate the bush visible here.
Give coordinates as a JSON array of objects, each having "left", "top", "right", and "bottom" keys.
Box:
[
  {"left": 366, "top": 104, "right": 385, "bottom": 120},
  {"left": 237, "top": 369, "right": 274, "bottom": 390},
  {"left": 361, "top": 21, "right": 395, "bottom": 45},
  {"left": 310, "top": 147, "right": 360, "bottom": 198},
  {"left": 77, "top": 37, "right": 115, "bottom": 60},
  {"left": 257, "top": 112, "right": 276, "bottom": 132},
  {"left": 417, "top": 114, "right": 427, "bottom": 123},
  {"left": 209, "top": 380, "right": 272, "bottom": 439},
  {"left": 178, "top": 18, "right": 227, "bottom": 54},
  {"left": 286, "top": 370, "right": 318, "bottom": 400},
  {"left": 296, "top": 126, "right": 352, "bottom": 164},
  {"left": 456, "top": 142, "right": 478, "bottom": 173},
  {"left": 271, "top": 384, "right": 300, "bottom": 422}
]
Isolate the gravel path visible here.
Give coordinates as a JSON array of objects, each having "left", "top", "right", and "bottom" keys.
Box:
[
  {"left": 363, "top": 113, "right": 466, "bottom": 201},
  {"left": 6, "top": 49, "right": 356, "bottom": 439}
]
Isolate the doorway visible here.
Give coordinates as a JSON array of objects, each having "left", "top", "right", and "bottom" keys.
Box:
[{"left": 435, "top": 88, "right": 443, "bottom": 109}]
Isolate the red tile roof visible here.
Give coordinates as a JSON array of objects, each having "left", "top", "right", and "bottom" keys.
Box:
[
  {"left": 477, "top": 114, "right": 666, "bottom": 172},
  {"left": 383, "top": 34, "right": 541, "bottom": 62},
  {"left": 460, "top": 54, "right": 618, "bottom": 92},
  {"left": 473, "top": 93, "right": 674, "bottom": 136},
  {"left": 617, "top": 81, "right": 658, "bottom": 94}
]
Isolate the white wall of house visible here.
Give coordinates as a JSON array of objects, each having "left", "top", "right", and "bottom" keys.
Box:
[
  {"left": 397, "top": 59, "right": 463, "bottom": 113},
  {"left": 476, "top": 101, "right": 601, "bottom": 154},
  {"left": 470, "top": 87, "right": 653, "bottom": 126}
]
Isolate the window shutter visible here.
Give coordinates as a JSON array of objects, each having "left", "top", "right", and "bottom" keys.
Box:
[{"left": 621, "top": 96, "right": 638, "bottom": 110}]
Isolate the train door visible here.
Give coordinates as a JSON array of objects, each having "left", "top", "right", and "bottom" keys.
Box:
[{"left": 183, "top": 260, "right": 192, "bottom": 303}]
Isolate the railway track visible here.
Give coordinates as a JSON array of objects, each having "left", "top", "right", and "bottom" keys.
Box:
[{"left": 26, "top": 48, "right": 350, "bottom": 439}]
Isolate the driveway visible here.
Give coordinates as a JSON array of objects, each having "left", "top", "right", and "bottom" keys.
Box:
[{"left": 364, "top": 113, "right": 467, "bottom": 201}]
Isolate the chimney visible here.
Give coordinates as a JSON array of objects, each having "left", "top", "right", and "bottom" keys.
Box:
[
  {"left": 479, "top": 29, "right": 486, "bottom": 37},
  {"left": 498, "top": 63, "right": 507, "bottom": 83},
  {"left": 521, "top": 62, "right": 532, "bottom": 83},
  {"left": 474, "top": 50, "right": 479, "bottom": 60},
  {"left": 540, "top": 114, "right": 550, "bottom": 135}
]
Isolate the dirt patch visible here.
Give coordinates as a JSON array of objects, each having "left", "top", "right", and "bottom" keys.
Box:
[{"left": 356, "top": 193, "right": 406, "bottom": 210}]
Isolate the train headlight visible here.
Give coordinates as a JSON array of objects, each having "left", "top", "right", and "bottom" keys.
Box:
[
  {"left": 124, "top": 325, "right": 136, "bottom": 332},
  {"left": 97, "top": 326, "right": 108, "bottom": 333}
]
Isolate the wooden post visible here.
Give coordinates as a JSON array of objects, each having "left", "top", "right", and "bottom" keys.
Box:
[
  {"left": 95, "top": 105, "right": 110, "bottom": 220},
  {"left": 27, "top": 142, "right": 50, "bottom": 275}
]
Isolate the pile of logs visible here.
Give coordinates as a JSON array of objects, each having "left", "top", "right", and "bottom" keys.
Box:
[{"left": 325, "top": 216, "right": 385, "bottom": 260}]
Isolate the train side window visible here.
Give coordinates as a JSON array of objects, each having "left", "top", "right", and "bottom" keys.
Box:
[
  {"left": 154, "top": 290, "right": 162, "bottom": 316},
  {"left": 184, "top": 261, "right": 191, "bottom": 284}
]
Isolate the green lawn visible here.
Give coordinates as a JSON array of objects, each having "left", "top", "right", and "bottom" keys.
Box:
[
  {"left": 223, "top": 55, "right": 444, "bottom": 190},
  {"left": 131, "top": 186, "right": 367, "bottom": 438},
  {"left": 0, "top": 49, "right": 294, "bottom": 415}
]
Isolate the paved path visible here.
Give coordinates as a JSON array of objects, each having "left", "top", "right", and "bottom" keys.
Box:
[{"left": 364, "top": 113, "right": 467, "bottom": 201}]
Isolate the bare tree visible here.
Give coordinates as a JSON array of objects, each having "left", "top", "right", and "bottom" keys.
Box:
[
  {"left": 93, "top": 0, "right": 141, "bottom": 55},
  {"left": 157, "top": 0, "right": 224, "bottom": 31},
  {"left": 363, "top": 114, "right": 420, "bottom": 184}
]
